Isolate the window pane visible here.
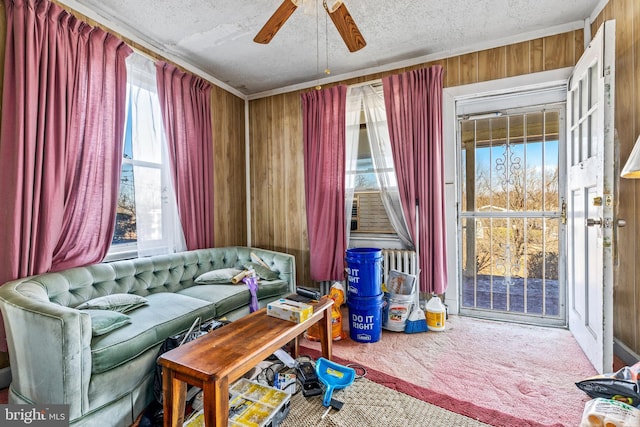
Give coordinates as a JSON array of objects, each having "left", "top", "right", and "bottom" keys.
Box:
[
  {"left": 355, "top": 158, "right": 377, "bottom": 190},
  {"left": 490, "top": 117, "right": 508, "bottom": 211},
  {"left": 133, "top": 166, "right": 163, "bottom": 241},
  {"left": 114, "top": 163, "right": 136, "bottom": 244},
  {"left": 544, "top": 112, "right": 560, "bottom": 211},
  {"left": 124, "top": 107, "right": 133, "bottom": 160},
  {"left": 525, "top": 141, "right": 543, "bottom": 212},
  {"left": 460, "top": 120, "right": 474, "bottom": 212},
  {"left": 130, "top": 86, "right": 163, "bottom": 164},
  {"left": 351, "top": 112, "right": 397, "bottom": 235}
]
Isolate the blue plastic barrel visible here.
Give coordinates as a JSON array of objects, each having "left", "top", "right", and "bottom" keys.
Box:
[
  {"left": 345, "top": 248, "right": 382, "bottom": 297},
  {"left": 347, "top": 293, "right": 384, "bottom": 343}
]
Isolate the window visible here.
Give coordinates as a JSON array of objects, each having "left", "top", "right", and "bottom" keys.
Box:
[
  {"left": 351, "top": 124, "right": 395, "bottom": 234},
  {"left": 108, "top": 54, "right": 184, "bottom": 260},
  {"left": 346, "top": 84, "right": 413, "bottom": 250}
]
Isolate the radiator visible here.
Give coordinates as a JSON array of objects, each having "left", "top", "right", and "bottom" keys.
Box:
[
  {"left": 318, "top": 281, "right": 333, "bottom": 295},
  {"left": 382, "top": 249, "right": 419, "bottom": 285}
]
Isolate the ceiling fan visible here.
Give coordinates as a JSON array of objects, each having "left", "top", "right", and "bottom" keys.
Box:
[{"left": 254, "top": 0, "right": 366, "bottom": 53}]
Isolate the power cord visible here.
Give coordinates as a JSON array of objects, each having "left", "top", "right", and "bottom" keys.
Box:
[
  {"left": 256, "top": 360, "right": 301, "bottom": 395},
  {"left": 346, "top": 363, "right": 367, "bottom": 379},
  {"left": 256, "top": 361, "right": 285, "bottom": 386}
]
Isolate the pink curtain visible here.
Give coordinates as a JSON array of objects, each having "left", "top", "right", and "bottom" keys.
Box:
[
  {"left": 301, "top": 86, "right": 348, "bottom": 281},
  {"left": 383, "top": 66, "right": 447, "bottom": 295},
  {"left": 0, "top": 0, "right": 131, "bottom": 283},
  {"left": 0, "top": 0, "right": 131, "bottom": 351},
  {"left": 156, "top": 61, "right": 214, "bottom": 250}
]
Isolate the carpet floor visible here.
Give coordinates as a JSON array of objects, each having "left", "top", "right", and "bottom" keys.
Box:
[
  {"left": 0, "top": 314, "right": 603, "bottom": 426},
  {"left": 282, "top": 376, "right": 493, "bottom": 427},
  {"left": 301, "top": 313, "right": 597, "bottom": 427}
]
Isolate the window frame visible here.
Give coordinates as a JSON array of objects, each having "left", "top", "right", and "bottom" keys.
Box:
[{"left": 106, "top": 55, "right": 181, "bottom": 261}]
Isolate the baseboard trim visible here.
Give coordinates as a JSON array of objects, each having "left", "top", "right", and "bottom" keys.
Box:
[{"left": 614, "top": 338, "right": 640, "bottom": 366}]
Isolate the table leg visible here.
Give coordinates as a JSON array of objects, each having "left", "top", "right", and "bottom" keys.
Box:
[
  {"left": 203, "top": 376, "right": 229, "bottom": 427},
  {"left": 162, "top": 367, "right": 187, "bottom": 427},
  {"left": 291, "top": 336, "right": 299, "bottom": 358},
  {"left": 319, "top": 306, "right": 333, "bottom": 360}
]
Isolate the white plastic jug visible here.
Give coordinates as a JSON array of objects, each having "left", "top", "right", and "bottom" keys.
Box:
[
  {"left": 426, "top": 295, "right": 446, "bottom": 331},
  {"left": 580, "top": 397, "right": 640, "bottom": 427}
]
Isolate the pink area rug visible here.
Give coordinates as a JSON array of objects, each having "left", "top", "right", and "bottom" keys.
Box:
[{"left": 300, "top": 314, "right": 597, "bottom": 427}]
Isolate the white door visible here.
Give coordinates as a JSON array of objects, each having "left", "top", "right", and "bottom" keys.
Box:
[{"left": 566, "top": 20, "right": 615, "bottom": 374}]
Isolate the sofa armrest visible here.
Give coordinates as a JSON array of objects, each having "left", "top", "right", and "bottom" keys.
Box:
[
  {"left": 243, "top": 247, "right": 296, "bottom": 294},
  {"left": 0, "top": 280, "right": 91, "bottom": 420}
]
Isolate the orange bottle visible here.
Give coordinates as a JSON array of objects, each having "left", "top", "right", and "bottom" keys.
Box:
[{"left": 305, "top": 283, "right": 346, "bottom": 341}]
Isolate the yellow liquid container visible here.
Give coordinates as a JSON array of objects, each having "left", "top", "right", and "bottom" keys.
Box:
[
  {"left": 426, "top": 296, "right": 446, "bottom": 331},
  {"left": 305, "top": 283, "right": 347, "bottom": 341}
]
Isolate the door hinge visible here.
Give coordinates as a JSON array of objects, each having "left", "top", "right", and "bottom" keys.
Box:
[{"left": 561, "top": 199, "right": 567, "bottom": 225}]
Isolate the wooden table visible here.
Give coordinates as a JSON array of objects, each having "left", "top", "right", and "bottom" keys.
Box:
[{"left": 158, "top": 297, "right": 334, "bottom": 427}]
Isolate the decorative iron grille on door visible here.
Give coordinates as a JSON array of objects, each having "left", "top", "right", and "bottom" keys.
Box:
[{"left": 458, "top": 107, "right": 566, "bottom": 326}]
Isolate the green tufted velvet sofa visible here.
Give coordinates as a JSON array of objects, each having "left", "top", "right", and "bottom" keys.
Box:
[{"left": 0, "top": 246, "right": 296, "bottom": 426}]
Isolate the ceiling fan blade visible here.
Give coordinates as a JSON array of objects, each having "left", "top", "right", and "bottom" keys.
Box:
[
  {"left": 254, "top": 0, "right": 299, "bottom": 44},
  {"left": 324, "top": 1, "right": 366, "bottom": 52}
]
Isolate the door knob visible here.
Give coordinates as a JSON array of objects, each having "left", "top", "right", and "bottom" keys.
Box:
[
  {"left": 618, "top": 219, "right": 627, "bottom": 227},
  {"left": 586, "top": 218, "right": 602, "bottom": 227}
]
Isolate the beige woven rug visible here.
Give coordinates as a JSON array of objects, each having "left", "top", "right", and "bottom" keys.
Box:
[{"left": 281, "top": 377, "right": 492, "bottom": 427}]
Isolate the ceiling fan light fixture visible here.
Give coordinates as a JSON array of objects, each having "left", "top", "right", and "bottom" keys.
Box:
[
  {"left": 298, "top": 0, "right": 318, "bottom": 15},
  {"left": 323, "top": 0, "right": 366, "bottom": 52},
  {"left": 253, "top": 0, "right": 299, "bottom": 44},
  {"left": 323, "top": 0, "right": 343, "bottom": 14},
  {"left": 254, "top": 0, "right": 365, "bottom": 52}
]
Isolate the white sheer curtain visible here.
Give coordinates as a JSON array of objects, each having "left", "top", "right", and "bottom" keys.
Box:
[
  {"left": 345, "top": 87, "right": 362, "bottom": 244},
  {"left": 348, "top": 85, "right": 414, "bottom": 248},
  {"left": 125, "top": 54, "right": 186, "bottom": 256}
]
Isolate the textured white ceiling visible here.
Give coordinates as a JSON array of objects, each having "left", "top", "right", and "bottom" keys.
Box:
[{"left": 57, "top": 0, "right": 603, "bottom": 98}]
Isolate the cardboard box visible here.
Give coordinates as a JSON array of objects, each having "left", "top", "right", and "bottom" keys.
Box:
[{"left": 267, "top": 299, "right": 313, "bottom": 323}]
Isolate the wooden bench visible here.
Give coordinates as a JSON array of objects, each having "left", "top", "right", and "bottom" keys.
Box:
[{"left": 158, "top": 297, "right": 334, "bottom": 426}]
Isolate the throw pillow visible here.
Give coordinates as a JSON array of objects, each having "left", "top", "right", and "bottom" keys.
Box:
[
  {"left": 83, "top": 309, "right": 131, "bottom": 336},
  {"left": 243, "top": 262, "right": 279, "bottom": 281},
  {"left": 76, "top": 294, "right": 148, "bottom": 313},
  {"left": 195, "top": 268, "right": 243, "bottom": 285}
]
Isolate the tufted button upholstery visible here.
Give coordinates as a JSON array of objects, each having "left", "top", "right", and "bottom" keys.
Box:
[{"left": 0, "top": 246, "right": 296, "bottom": 426}]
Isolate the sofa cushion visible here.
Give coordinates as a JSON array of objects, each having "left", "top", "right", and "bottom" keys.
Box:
[
  {"left": 194, "top": 268, "right": 243, "bottom": 285},
  {"left": 89, "top": 292, "right": 215, "bottom": 374},
  {"left": 243, "top": 262, "right": 279, "bottom": 281},
  {"left": 76, "top": 293, "right": 149, "bottom": 313},
  {"left": 177, "top": 279, "right": 290, "bottom": 317},
  {"left": 84, "top": 310, "right": 131, "bottom": 336}
]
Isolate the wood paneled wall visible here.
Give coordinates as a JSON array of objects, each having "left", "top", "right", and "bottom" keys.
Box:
[
  {"left": 249, "top": 29, "right": 584, "bottom": 288},
  {"left": 211, "top": 85, "right": 247, "bottom": 246},
  {"left": 593, "top": 0, "right": 640, "bottom": 356},
  {"left": 249, "top": 93, "right": 309, "bottom": 278}
]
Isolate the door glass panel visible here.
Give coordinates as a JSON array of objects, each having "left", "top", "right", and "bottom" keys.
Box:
[
  {"left": 525, "top": 112, "right": 543, "bottom": 211},
  {"left": 460, "top": 120, "right": 475, "bottom": 212},
  {"left": 459, "top": 107, "right": 564, "bottom": 325},
  {"left": 544, "top": 112, "right": 560, "bottom": 211}
]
